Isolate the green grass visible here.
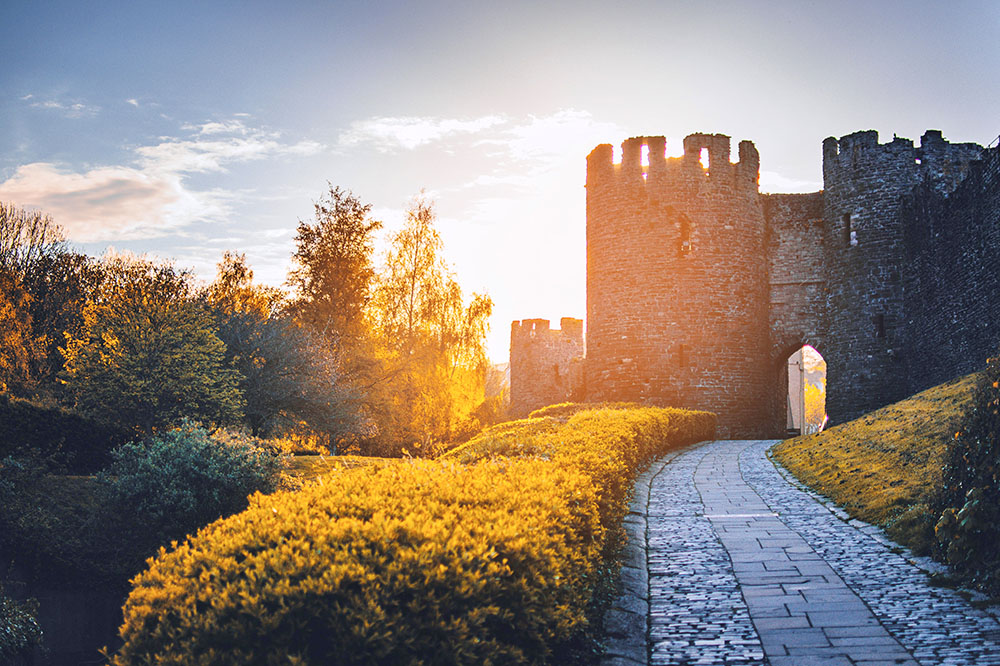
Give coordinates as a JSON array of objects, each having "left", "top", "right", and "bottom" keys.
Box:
[{"left": 771, "top": 372, "right": 978, "bottom": 555}]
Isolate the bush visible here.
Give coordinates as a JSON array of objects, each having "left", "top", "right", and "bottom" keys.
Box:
[
  {"left": 0, "top": 393, "right": 129, "bottom": 473},
  {"left": 0, "top": 586, "right": 43, "bottom": 660},
  {"left": 110, "top": 407, "right": 715, "bottom": 665},
  {"left": 935, "top": 354, "right": 1000, "bottom": 593},
  {"left": 112, "top": 460, "right": 601, "bottom": 665},
  {"left": 445, "top": 406, "right": 716, "bottom": 562},
  {"left": 99, "top": 421, "right": 287, "bottom": 549}
]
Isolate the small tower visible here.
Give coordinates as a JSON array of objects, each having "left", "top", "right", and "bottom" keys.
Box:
[{"left": 509, "top": 318, "right": 585, "bottom": 418}]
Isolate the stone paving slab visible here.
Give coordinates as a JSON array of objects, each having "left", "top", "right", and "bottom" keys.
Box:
[{"left": 606, "top": 439, "right": 1000, "bottom": 666}]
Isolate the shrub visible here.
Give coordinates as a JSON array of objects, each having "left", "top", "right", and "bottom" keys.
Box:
[
  {"left": 445, "top": 406, "right": 715, "bottom": 561},
  {"left": 110, "top": 407, "right": 715, "bottom": 665},
  {"left": 935, "top": 354, "right": 1000, "bottom": 593},
  {"left": 0, "top": 586, "right": 43, "bottom": 660},
  {"left": 99, "top": 421, "right": 287, "bottom": 549},
  {"left": 0, "top": 393, "right": 129, "bottom": 473},
  {"left": 112, "top": 460, "right": 601, "bottom": 665}
]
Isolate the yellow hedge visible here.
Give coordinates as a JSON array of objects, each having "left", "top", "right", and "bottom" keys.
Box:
[
  {"left": 111, "top": 406, "right": 715, "bottom": 665},
  {"left": 443, "top": 407, "right": 716, "bottom": 559},
  {"left": 526, "top": 402, "right": 644, "bottom": 421}
]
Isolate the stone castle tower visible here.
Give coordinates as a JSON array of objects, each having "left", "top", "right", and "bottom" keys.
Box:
[
  {"left": 585, "top": 134, "right": 772, "bottom": 436},
  {"left": 510, "top": 129, "right": 1000, "bottom": 437},
  {"left": 820, "top": 130, "right": 983, "bottom": 422}
]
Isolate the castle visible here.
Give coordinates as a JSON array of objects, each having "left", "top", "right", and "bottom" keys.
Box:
[{"left": 510, "top": 129, "right": 1000, "bottom": 437}]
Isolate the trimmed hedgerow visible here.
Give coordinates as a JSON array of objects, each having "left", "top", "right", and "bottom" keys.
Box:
[
  {"left": 445, "top": 407, "right": 716, "bottom": 561},
  {"left": 527, "top": 401, "right": 644, "bottom": 421},
  {"left": 113, "top": 460, "right": 602, "bottom": 664},
  {"left": 110, "top": 406, "right": 715, "bottom": 665}
]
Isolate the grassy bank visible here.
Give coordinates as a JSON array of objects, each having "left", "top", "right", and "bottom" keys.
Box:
[{"left": 770, "top": 372, "right": 978, "bottom": 555}]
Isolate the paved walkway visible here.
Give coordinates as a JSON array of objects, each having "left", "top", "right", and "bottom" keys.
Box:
[{"left": 602, "top": 440, "right": 1000, "bottom": 666}]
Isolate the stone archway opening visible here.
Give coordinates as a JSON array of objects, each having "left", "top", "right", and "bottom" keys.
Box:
[{"left": 786, "top": 345, "right": 827, "bottom": 436}]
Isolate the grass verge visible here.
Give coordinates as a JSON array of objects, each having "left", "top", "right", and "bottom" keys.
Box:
[{"left": 770, "top": 372, "right": 977, "bottom": 555}]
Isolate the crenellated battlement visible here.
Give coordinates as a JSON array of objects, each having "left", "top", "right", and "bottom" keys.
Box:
[
  {"left": 510, "top": 318, "right": 550, "bottom": 340},
  {"left": 823, "top": 129, "right": 982, "bottom": 197},
  {"left": 587, "top": 133, "right": 760, "bottom": 193},
  {"left": 514, "top": 126, "right": 1000, "bottom": 437}
]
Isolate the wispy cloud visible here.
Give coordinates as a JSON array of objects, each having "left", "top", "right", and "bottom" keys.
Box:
[
  {"left": 126, "top": 98, "right": 139, "bottom": 107},
  {"left": 181, "top": 118, "right": 253, "bottom": 136},
  {"left": 23, "top": 94, "right": 100, "bottom": 118},
  {"left": 0, "top": 118, "right": 326, "bottom": 241},
  {"left": 339, "top": 115, "right": 506, "bottom": 151}
]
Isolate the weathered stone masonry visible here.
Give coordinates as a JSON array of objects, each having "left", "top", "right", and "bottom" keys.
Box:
[
  {"left": 509, "top": 318, "right": 584, "bottom": 418},
  {"left": 510, "top": 129, "right": 1000, "bottom": 436}
]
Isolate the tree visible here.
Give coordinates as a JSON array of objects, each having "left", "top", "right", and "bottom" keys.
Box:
[
  {"left": 804, "top": 382, "right": 826, "bottom": 434},
  {"left": 20, "top": 250, "right": 102, "bottom": 385},
  {"left": 0, "top": 203, "right": 91, "bottom": 394},
  {"left": 61, "top": 254, "right": 243, "bottom": 434},
  {"left": 204, "top": 253, "right": 366, "bottom": 442},
  {"left": 204, "top": 251, "right": 284, "bottom": 320},
  {"left": 287, "top": 185, "right": 382, "bottom": 343},
  {"left": 367, "top": 194, "right": 493, "bottom": 453},
  {"left": 372, "top": 195, "right": 445, "bottom": 355},
  {"left": 0, "top": 270, "right": 35, "bottom": 393},
  {"left": 0, "top": 203, "right": 64, "bottom": 275}
]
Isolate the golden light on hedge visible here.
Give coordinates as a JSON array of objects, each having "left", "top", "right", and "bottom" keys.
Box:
[{"left": 111, "top": 406, "right": 716, "bottom": 665}]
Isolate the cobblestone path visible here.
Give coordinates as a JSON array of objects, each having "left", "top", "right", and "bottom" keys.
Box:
[{"left": 602, "top": 439, "right": 1000, "bottom": 666}]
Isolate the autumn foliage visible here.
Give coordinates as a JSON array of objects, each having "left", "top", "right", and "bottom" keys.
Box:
[{"left": 0, "top": 185, "right": 494, "bottom": 459}]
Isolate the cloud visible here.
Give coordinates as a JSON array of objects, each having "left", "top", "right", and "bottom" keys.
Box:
[
  {"left": 450, "top": 110, "right": 623, "bottom": 198},
  {"left": 0, "top": 162, "right": 225, "bottom": 241},
  {"left": 181, "top": 119, "right": 253, "bottom": 136},
  {"left": 339, "top": 115, "right": 506, "bottom": 151},
  {"left": 0, "top": 118, "right": 326, "bottom": 241},
  {"left": 25, "top": 96, "right": 100, "bottom": 118},
  {"left": 138, "top": 121, "right": 323, "bottom": 174},
  {"left": 126, "top": 98, "right": 139, "bottom": 107},
  {"left": 497, "top": 109, "right": 621, "bottom": 161}
]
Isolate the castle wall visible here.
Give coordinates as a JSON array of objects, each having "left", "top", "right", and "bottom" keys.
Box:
[
  {"left": 509, "top": 128, "right": 997, "bottom": 437},
  {"left": 900, "top": 143, "right": 1000, "bottom": 394},
  {"left": 585, "top": 134, "right": 772, "bottom": 437},
  {"left": 764, "top": 192, "right": 826, "bottom": 356},
  {"left": 509, "top": 318, "right": 584, "bottom": 418},
  {"left": 763, "top": 192, "right": 826, "bottom": 430},
  {"left": 822, "top": 130, "right": 983, "bottom": 424}
]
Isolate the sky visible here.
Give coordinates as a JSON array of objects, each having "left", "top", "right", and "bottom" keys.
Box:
[{"left": 2, "top": 1, "right": 999, "bottom": 362}]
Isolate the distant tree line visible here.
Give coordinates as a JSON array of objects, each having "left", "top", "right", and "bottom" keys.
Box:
[{"left": 0, "top": 187, "right": 495, "bottom": 459}]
